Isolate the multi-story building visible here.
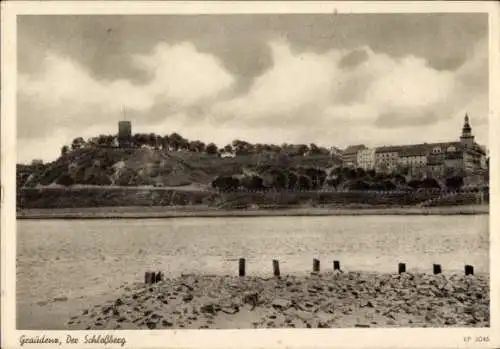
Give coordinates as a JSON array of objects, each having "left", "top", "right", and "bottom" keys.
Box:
[
  {"left": 357, "top": 148, "right": 376, "bottom": 170},
  {"left": 334, "top": 114, "right": 486, "bottom": 182},
  {"left": 342, "top": 144, "right": 366, "bottom": 168},
  {"left": 398, "top": 145, "right": 428, "bottom": 177},
  {"left": 372, "top": 114, "right": 486, "bottom": 179},
  {"left": 375, "top": 146, "right": 403, "bottom": 173}
]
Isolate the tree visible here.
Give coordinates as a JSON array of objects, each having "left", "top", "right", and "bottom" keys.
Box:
[
  {"left": 392, "top": 174, "right": 406, "bottom": 186},
  {"left": 232, "top": 139, "right": 251, "bottom": 155},
  {"left": 61, "top": 145, "right": 69, "bottom": 157},
  {"left": 355, "top": 167, "right": 366, "bottom": 178},
  {"left": 178, "top": 138, "right": 190, "bottom": 151},
  {"left": 268, "top": 168, "right": 288, "bottom": 190},
  {"left": 309, "top": 143, "right": 321, "bottom": 155},
  {"left": 240, "top": 175, "right": 264, "bottom": 191},
  {"left": 56, "top": 173, "right": 74, "bottom": 187},
  {"left": 162, "top": 135, "right": 170, "bottom": 151},
  {"left": 206, "top": 143, "right": 218, "bottom": 155},
  {"left": 382, "top": 180, "right": 397, "bottom": 190},
  {"left": 212, "top": 176, "right": 240, "bottom": 191},
  {"left": 287, "top": 172, "right": 299, "bottom": 190},
  {"left": 408, "top": 179, "right": 421, "bottom": 189},
  {"left": 296, "top": 144, "right": 309, "bottom": 156},
  {"left": 71, "top": 137, "right": 85, "bottom": 150},
  {"left": 297, "top": 175, "right": 312, "bottom": 190},
  {"left": 446, "top": 176, "right": 464, "bottom": 190},
  {"left": 304, "top": 168, "right": 326, "bottom": 189},
  {"left": 223, "top": 144, "right": 233, "bottom": 155},
  {"left": 168, "top": 133, "right": 184, "bottom": 151},
  {"left": 132, "top": 133, "right": 148, "bottom": 148},
  {"left": 189, "top": 140, "right": 206, "bottom": 153},
  {"left": 420, "top": 177, "right": 441, "bottom": 189},
  {"left": 348, "top": 180, "right": 371, "bottom": 191}
]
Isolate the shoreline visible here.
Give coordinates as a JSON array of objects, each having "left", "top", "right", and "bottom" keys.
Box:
[
  {"left": 59, "top": 272, "right": 489, "bottom": 330},
  {"left": 17, "top": 204, "right": 489, "bottom": 219}
]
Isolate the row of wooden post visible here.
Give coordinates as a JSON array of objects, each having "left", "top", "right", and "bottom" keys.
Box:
[
  {"left": 144, "top": 271, "right": 164, "bottom": 284},
  {"left": 239, "top": 259, "right": 474, "bottom": 277},
  {"left": 239, "top": 258, "right": 341, "bottom": 277},
  {"left": 144, "top": 261, "right": 475, "bottom": 284},
  {"left": 398, "top": 262, "right": 474, "bottom": 275}
]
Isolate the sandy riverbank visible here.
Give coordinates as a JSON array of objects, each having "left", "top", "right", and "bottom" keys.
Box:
[
  {"left": 17, "top": 204, "right": 489, "bottom": 219},
  {"left": 66, "top": 272, "right": 489, "bottom": 329}
]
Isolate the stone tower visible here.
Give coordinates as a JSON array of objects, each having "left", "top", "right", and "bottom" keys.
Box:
[
  {"left": 460, "top": 113, "right": 475, "bottom": 148},
  {"left": 118, "top": 121, "right": 132, "bottom": 148}
]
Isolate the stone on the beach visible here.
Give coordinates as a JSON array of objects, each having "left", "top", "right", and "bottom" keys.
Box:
[
  {"left": 53, "top": 296, "right": 68, "bottom": 302},
  {"left": 65, "top": 272, "right": 490, "bottom": 329},
  {"left": 201, "top": 303, "right": 219, "bottom": 314},
  {"left": 360, "top": 299, "right": 375, "bottom": 308},
  {"left": 355, "top": 323, "right": 370, "bottom": 328},
  {"left": 272, "top": 298, "right": 291, "bottom": 310},
  {"left": 445, "top": 317, "right": 457, "bottom": 325},
  {"left": 183, "top": 294, "right": 194, "bottom": 302}
]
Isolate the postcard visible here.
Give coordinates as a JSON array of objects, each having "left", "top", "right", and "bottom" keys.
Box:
[{"left": 1, "top": 1, "right": 499, "bottom": 348}]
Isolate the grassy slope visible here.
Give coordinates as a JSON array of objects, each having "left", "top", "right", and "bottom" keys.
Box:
[{"left": 19, "top": 147, "right": 340, "bottom": 189}]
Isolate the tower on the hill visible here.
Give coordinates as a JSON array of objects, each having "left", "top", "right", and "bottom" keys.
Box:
[
  {"left": 118, "top": 121, "right": 132, "bottom": 148},
  {"left": 460, "top": 113, "right": 475, "bottom": 148}
]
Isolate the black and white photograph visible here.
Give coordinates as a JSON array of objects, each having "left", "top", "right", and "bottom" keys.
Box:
[{"left": 1, "top": 1, "right": 499, "bottom": 348}]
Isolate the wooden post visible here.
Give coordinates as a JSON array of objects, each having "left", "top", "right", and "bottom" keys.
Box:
[
  {"left": 433, "top": 264, "right": 442, "bottom": 275},
  {"left": 239, "top": 258, "right": 246, "bottom": 277},
  {"left": 273, "top": 259, "right": 280, "bottom": 277},
  {"left": 313, "top": 258, "right": 320, "bottom": 273},
  {"left": 155, "top": 271, "right": 163, "bottom": 283},
  {"left": 465, "top": 265, "right": 474, "bottom": 276},
  {"left": 144, "top": 271, "right": 154, "bottom": 284},
  {"left": 398, "top": 263, "right": 406, "bottom": 274},
  {"left": 333, "top": 260, "right": 340, "bottom": 271}
]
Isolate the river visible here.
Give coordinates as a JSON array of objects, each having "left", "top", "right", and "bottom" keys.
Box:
[{"left": 16, "top": 214, "right": 489, "bottom": 329}]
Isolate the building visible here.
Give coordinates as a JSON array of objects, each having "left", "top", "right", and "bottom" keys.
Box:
[
  {"left": 398, "top": 145, "right": 428, "bottom": 177},
  {"left": 375, "top": 146, "right": 403, "bottom": 173},
  {"left": 374, "top": 114, "right": 486, "bottom": 179},
  {"left": 337, "top": 114, "right": 486, "bottom": 181},
  {"left": 357, "top": 148, "right": 376, "bottom": 170},
  {"left": 118, "top": 121, "right": 132, "bottom": 148},
  {"left": 342, "top": 144, "right": 366, "bottom": 168}
]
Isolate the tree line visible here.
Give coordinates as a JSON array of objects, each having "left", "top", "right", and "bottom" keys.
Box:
[
  {"left": 61, "top": 133, "right": 332, "bottom": 158},
  {"left": 211, "top": 166, "right": 467, "bottom": 192}
]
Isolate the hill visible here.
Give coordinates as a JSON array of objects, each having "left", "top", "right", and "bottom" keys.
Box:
[{"left": 17, "top": 147, "right": 342, "bottom": 190}]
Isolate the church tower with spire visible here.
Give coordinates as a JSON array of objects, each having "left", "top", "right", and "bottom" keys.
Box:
[{"left": 460, "top": 113, "right": 475, "bottom": 148}]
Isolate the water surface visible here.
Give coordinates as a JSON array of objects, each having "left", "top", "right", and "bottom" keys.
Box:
[{"left": 17, "top": 215, "right": 489, "bottom": 307}]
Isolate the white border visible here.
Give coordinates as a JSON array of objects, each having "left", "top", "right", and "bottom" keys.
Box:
[{"left": 2, "top": 2, "right": 499, "bottom": 349}]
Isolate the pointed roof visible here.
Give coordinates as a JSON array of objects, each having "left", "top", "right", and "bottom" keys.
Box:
[{"left": 462, "top": 112, "right": 472, "bottom": 135}]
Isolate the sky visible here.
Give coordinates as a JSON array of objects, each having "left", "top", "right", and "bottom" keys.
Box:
[{"left": 17, "top": 13, "right": 489, "bottom": 163}]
